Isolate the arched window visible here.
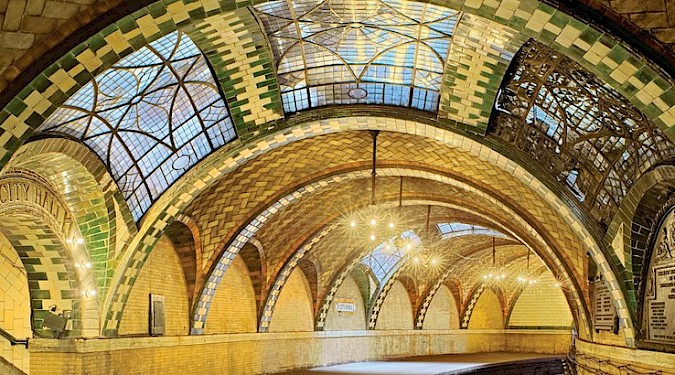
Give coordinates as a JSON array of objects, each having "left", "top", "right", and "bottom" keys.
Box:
[
  {"left": 39, "top": 31, "right": 236, "bottom": 220},
  {"left": 254, "top": 0, "right": 459, "bottom": 113},
  {"left": 492, "top": 40, "right": 674, "bottom": 225}
]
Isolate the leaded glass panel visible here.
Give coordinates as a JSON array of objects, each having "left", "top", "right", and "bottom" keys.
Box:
[
  {"left": 253, "top": 0, "right": 459, "bottom": 114},
  {"left": 38, "top": 31, "right": 236, "bottom": 221},
  {"left": 492, "top": 40, "right": 674, "bottom": 226},
  {"left": 361, "top": 230, "right": 420, "bottom": 282}
]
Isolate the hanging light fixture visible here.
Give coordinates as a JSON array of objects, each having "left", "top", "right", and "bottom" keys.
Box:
[
  {"left": 344, "top": 130, "right": 398, "bottom": 243},
  {"left": 516, "top": 248, "right": 538, "bottom": 286},
  {"left": 409, "top": 205, "right": 445, "bottom": 272},
  {"left": 482, "top": 237, "right": 506, "bottom": 283}
]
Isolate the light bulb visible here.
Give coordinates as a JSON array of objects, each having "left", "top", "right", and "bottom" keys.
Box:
[
  {"left": 82, "top": 289, "right": 97, "bottom": 298},
  {"left": 350, "top": 220, "right": 356, "bottom": 227},
  {"left": 369, "top": 234, "right": 376, "bottom": 241},
  {"left": 554, "top": 282, "right": 561, "bottom": 288},
  {"left": 413, "top": 257, "right": 420, "bottom": 263},
  {"left": 431, "top": 258, "right": 437, "bottom": 265},
  {"left": 370, "top": 218, "right": 377, "bottom": 226},
  {"left": 388, "top": 222, "right": 394, "bottom": 229}
]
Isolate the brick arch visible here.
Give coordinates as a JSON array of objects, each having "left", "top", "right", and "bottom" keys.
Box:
[
  {"left": 604, "top": 164, "right": 675, "bottom": 312},
  {"left": 298, "top": 257, "right": 320, "bottom": 311},
  {"left": 0, "top": 217, "right": 82, "bottom": 337},
  {"left": 461, "top": 285, "right": 506, "bottom": 329},
  {"left": 164, "top": 218, "right": 199, "bottom": 309},
  {"left": 4, "top": 138, "right": 133, "bottom": 300},
  {"left": 98, "top": 120, "right": 620, "bottom": 343},
  {"left": 239, "top": 240, "right": 265, "bottom": 314},
  {"left": 504, "top": 265, "right": 560, "bottom": 326},
  {"left": 414, "top": 240, "right": 519, "bottom": 330},
  {"left": 254, "top": 224, "right": 335, "bottom": 334},
  {"left": 350, "top": 264, "right": 378, "bottom": 310},
  {"left": 1, "top": 0, "right": 673, "bottom": 176},
  {"left": 636, "top": 198, "right": 675, "bottom": 345},
  {"left": 314, "top": 202, "right": 518, "bottom": 331},
  {"left": 397, "top": 275, "right": 418, "bottom": 313},
  {"left": 0, "top": 173, "right": 100, "bottom": 336}
]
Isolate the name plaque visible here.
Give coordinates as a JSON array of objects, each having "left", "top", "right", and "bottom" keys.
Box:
[
  {"left": 644, "top": 209, "right": 675, "bottom": 344},
  {"left": 335, "top": 298, "right": 356, "bottom": 315},
  {"left": 593, "top": 279, "right": 615, "bottom": 331}
]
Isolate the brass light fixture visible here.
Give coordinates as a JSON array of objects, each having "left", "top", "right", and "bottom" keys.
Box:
[{"left": 482, "top": 237, "right": 506, "bottom": 283}]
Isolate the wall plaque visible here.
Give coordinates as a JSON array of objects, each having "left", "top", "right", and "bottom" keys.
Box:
[
  {"left": 335, "top": 298, "right": 356, "bottom": 315},
  {"left": 592, "top": 279, "right": 616, "bottom": 332},
  {"left": 643, "top": 209, "right": 675, "bottom": 344}
]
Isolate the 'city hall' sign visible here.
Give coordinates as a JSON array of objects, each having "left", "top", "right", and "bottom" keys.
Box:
[
  {"left": 643, "top": 209, "right": 675, "bottom": 345},
  {"left": 0, "top": 176, "right": 73, "bottom": 237}
]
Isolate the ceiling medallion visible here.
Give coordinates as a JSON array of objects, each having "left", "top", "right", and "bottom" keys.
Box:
[{"left": 348, "top": 87, "right": 368, "bottom": 99}]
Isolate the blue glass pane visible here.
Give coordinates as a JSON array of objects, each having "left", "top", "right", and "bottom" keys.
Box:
[
  {"left": 436, "top": 222, "right": 505, "bottom": 239},
  {"left": 360, "top": 230, "right": 420, "bottom": 282},
  {"left": 38, "top": 31, "right": 236, "bottom": 221},
  {"left": 254, "top": 0, "right": 459, "bottom": 113}
]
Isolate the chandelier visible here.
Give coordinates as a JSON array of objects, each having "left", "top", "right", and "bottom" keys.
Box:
[
  {"left": 344, "top": 130, "right": 400, "bottom": 243},
  {"left": 482, "top": 237, "right": 507, "bottom": 283},
  {"left": 516, "top": 248, "right": 538, "bottom": 286}
]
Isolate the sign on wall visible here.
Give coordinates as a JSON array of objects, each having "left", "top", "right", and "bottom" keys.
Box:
[
  {"left": 592, "top": 279, "right": 616, "bottom": 332},
  {"left": 149, "top": 294, "right": 165, "bottom": 336},
  {"left": 335, "top": 299, "right": 356, "bottom": 315},
  {"left": 643, "top": 209, "right": 675, "bottom": 344}
]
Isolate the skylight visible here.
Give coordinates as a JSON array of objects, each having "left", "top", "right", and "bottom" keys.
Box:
[
  {"left": 38, "top": 31, "right": 236, "bottom": 221},
  {"left": 436, "top": 223, "right": 505, "bottom": 239},
  {"left": 360, "top": 230, "right": 420, "bottom": 282},
  {"left": 253, "top": 0, "right": 459, "bottom": 114}
]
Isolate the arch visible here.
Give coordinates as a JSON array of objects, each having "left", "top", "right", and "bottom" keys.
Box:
[
  {"left": 267, "top": 267, "right": 314, "bottom": 332},
  {"left": 0, "top": 172, "right": 99, "bottom": 336},
  {"left": 203, "top": 255, "right": 257, "bottom": 334},
  {"left": 1, "top": 0, "right": 672, "bottom": 167},
  {"left": 4, "top": 138, "right": 136, "bottom": 298},
  {"left": 374, "top": 280, "right": 414, "bottom": 330},
  {"left": 466, "top": 287, "right": 505, "bottom": 330},
  {"left": 99, "top": 120, "right": 621, "bottom": 344},
  {"left": 323, "top": 275, "right": 367, "bottom": 331},
  {"left": 255, "top": 224, "right": 335, "bottom": 333},
  {"left": 422, "top": 284, "right": 460, "bottom": 330},
  {"left": 238, "top": 240, "right": 265, "bottom": 313},
  {"left": 415, "top": 239, "right": 518, "bottom": 329},
  {"left": 164, "top": 219, "right": 199, "bottom": 309},
  {"left": 506, "top": 271, "right": 574, "bottom": 329},
  {"left": 189, "top": 168, "right": 591, "bottom": 336}
]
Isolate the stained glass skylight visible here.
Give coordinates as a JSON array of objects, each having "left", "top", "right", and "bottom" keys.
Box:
[
  {"left": 360, "top": 230, "right": 420, "bottom": 282},
  {"left": 38, "top": 31, "right": 236, "bottom": 221},
  {"left": 436, "top": 223, "right": 505, "bottom": 239},
  {"left": 492, "top": 40, "right": 675, "bottom": 226},
  {"left": 253, "top": 0, "right": 459, "bottom": 113}
]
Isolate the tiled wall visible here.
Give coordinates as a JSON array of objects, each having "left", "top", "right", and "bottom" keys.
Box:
[
  {"left": 507, "top": 274, "right": 573, "bottom": 328},
  {"left": 268, "top": 268, "right": 313, "bottom": 333},
  {"left": 118, "top": 235, "right": 189, "bottom": 336},
  {"left": 375, "top": 281, "right": 414, "bottom": 330},
  {"left": 0, "top": 233, "right": 30, "bottom": 374},
  {"left": 204, "top": 255, "right": 257, "bottom": 334},
  {"left": 423, "top": 285, "right": 460, "bottom": 330},
  {"left": 27, "top": 330, "right": 572, "bottom": 375},
  {"left": 323, "top": 276, "right": 366, "bottom": 331},
  {"left": 468, "top": 289, "right": 504, "bottom": 329},
  {"left": 576, "top": 339, "right": 675, "bottom": 375}
]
